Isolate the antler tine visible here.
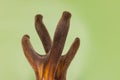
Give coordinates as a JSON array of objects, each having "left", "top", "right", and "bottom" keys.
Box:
[
  {"left": 63, "top": 37, "right": 80, "bottom": 70},
  {"left": 22, "top": 35, "right": 41, "bottom": 72},
  {"left": 35, "top": 14, "right": 52, "bottom": 53},
  {"left": 49, "top": 11, "right": 71, "bottom": 61},
  {"left": 44, "top": 11, "right": 71, "bottom": 80},
  {"left": 55, "top": 37, "right": 80, "bottom": 80}
]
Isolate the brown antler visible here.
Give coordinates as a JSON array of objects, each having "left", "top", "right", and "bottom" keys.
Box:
[{"left": 21, "top": 11, "right": 80, "bottom": 80}]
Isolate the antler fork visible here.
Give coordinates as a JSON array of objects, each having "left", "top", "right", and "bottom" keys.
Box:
[{"left": 21, "top": 11, "right": 80, "bottom": 80}]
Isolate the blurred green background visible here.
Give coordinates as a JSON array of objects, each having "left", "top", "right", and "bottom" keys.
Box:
[{"left": 0, "top": 0, "right": 120, "bottom": 80}]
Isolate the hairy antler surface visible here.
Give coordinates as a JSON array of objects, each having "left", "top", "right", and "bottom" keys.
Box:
[{"left": 21, "top": 11, "right": 80, "bottom": 80}]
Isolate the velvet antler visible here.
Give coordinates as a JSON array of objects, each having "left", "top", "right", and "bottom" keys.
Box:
[{"left": 21, "top": 11, "right": 80, "bottom": 80}]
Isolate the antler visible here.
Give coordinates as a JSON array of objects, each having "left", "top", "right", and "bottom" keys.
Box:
[{"left": 21, "top": 11, "right": 80, "bottom": 80}]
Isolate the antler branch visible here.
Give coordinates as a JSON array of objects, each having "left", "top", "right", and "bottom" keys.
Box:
[{"left": 35, "top": 15, "right": 52, "bottom": 53}]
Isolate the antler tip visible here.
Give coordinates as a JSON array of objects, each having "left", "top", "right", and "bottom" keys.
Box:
[
  {"left": 75, "top": 37, "right": 80, "bottom": 41},
  {"left": 62, "top": 11, "right": 71, "bottom": 19},
  {"left": 75, "top": 37, "right": 80, "bottom": 46},
  {"left": 35, "top": 14, "right": 43, "bottom": 22},
  {"left": 23, "top": 34, "right": 30, "bottom": 39},
  {"left": 22, "top": 34, "right": 30, "bottom": 43}
]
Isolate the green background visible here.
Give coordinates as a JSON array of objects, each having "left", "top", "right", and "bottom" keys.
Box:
[{"left": 0, "top": 0, "right": 120, "bottom": 80}]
